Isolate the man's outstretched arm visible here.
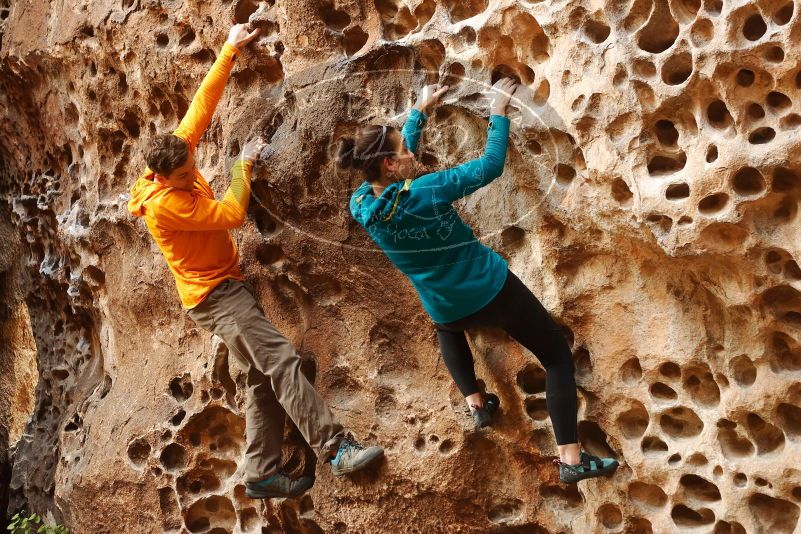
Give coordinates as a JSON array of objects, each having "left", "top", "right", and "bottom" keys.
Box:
[{"left": 173, "top": 23, "right": 260, "bottom": 150}]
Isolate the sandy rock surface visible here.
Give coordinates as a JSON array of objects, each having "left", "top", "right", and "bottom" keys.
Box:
[{"left": 1, "top": 0, "right": 801, "bottom": 532}]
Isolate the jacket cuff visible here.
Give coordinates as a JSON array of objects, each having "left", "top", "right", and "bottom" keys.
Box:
[
  {"left": 488, "top": 114, "right": 510, "bottom": 134},
  {"left": 232, "top": 158, "right": 254, "bottom": 171},
  {"left": 221, "top": 42, "right": 239, "bottom": 60},
  {"left": 409, "top": 107, "right": 427, "bottom": 127}
]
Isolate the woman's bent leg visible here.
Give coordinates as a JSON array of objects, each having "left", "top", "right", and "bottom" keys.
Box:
[
  {"left": 435, "top": 327, "right": 480, "bottom": 397},
  {"left": 496, "top": 272, "right": 579, "bottom": 447}
]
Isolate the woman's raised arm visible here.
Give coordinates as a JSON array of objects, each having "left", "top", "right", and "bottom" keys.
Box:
[{"left": 410, "top": 78, "right": 518, "bottom": 204}]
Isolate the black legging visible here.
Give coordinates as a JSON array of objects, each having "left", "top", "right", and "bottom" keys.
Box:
[{"left": 435, "top": 269, "right": 578, "bottom": 445}]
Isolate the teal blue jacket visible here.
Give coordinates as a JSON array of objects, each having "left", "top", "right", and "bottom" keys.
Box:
[{"left": 349, "top": 108, "right": 511, "bottom": 324}]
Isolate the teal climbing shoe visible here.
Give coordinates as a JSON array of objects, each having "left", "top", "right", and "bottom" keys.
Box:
[{"left": 556, "top": 451, "right": 619, "bottom": 483}]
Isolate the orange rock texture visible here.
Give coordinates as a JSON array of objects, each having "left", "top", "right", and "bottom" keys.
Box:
[{"left": 2, "top": 0, "right": 801, "bottom": 532}]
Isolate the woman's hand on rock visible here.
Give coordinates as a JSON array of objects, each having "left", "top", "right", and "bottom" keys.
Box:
[
  {"left": 413, "top": 84, "right": 449, "bottom": 115},
  {"left": 489, "top": 77, "right": 519, "bottom": 116}
]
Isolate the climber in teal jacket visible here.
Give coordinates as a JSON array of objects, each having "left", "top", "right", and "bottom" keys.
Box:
[{"left": 344, "top": 79, "right": 619, "bottom": 483}]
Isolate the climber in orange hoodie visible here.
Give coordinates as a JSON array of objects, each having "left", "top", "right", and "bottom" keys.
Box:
[{"left": 127, "top": 23, "right": 383, "bottom": 499}]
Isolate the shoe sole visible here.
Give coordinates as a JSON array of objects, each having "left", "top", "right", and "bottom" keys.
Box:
[
  {"left": 560, "top": 462, "right": 619, "bottom": 484},
  {"left": 245, "top": 480, "right": 315, "bottom": 499},
  {"left": 331, "top": 448, "right": 385, "bottom": 477}
]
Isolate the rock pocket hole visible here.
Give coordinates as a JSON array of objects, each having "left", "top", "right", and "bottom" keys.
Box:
[
  {"left": 179, "top": 28, "right": 196, "bottom": 47},
  {"left": 748, "top": 493, "right": 799, "bottom": 533},
  {"left": 555, "top": 163, "right": 576, "bottom": 186},
  {"left": 749, "top": 127, "right": 776, "bottom": 145},
  {"left": 671, "top": 505, "right": 715, "bottom": 527},
  {"left": 629, "top": 481, "right": 668, "bottom": 508},
  {"left": 743, "top": 13, "right": 767, "bottom": 41},
  {"left": 444, "top": 0, "right": 487, "bottom": 23},
  {"left": 584, "top": 20, "right": 611, "bottom": 43},
  {"left": 516, "top": 364, "right": 546, "bottom": 394},
  {"left": 501, "top": 226, "right": 526, "bottom": 249},
  {"left": 617, "top": 402, "right": 650, "bottom": 439},
  {"left": 171, "top": 409, "right": 186, "bottom": 426},
  {"left": 637, "top": 7, "right": 679, "bottom": 53},
  {"left": 578, "top": 420, "right": 617, "bottom": 458},
  {"left": 773, "top": 1, "right": 794, "bottom": 25},
  {"left": 660, "top": 406, "right": 704, "bottom": 438},
  {"left": 641, "top": 435, "right": 669, "bottom": 454},
  {"left": 680, "top": 474, "right": 721, "bottom": 502},
  {"left": 706, "top": 145, "right": 718, "bottom": 162},
  {"left": 665, "top": 183, "right": 690, "bottom": 200},
  {"left": 732, "top": 167, "right": 765, "bottom": 195},
  {"left": 745, "top": 412, "right": 785, "bottom": 455},
  {"left": 343, "top": 26, "right": 368, "bottom": 56},
  {"left": 525, "top": 397, "right": 549, "bottom": 421},
  {"left": 736, "top": 69, "right": 755, "bottom": 86},
  {"left": 127, "top": 438, "right": 151, "bottom": 466},
  {"left": 775, "top": 403, "right": 801, "bottom": 437},
  {"left": 650, "top": 382, "right": 678, "bottom": 400},
  {"left": 698, "top": 192, "right": 729, "bottom": 215},
  {"left": 160, "top": 443, "right": 188, "bottom": 471},
  {"left": 748, "top": 102, "right": 766, "bottom": 120},
  {"left": 661, "top": 52, "right": 693, "bottom": 85},
  {"left": 611, "top": 177, "right": 634, "bottom": 205},
  {"left": 487, "top": 499, "right": 523, "bottom": 525},
  {"left": 320, "top": 1, "right": 350, "bottom": 30},
  {"left": 674, "top": 0, "right": 701, "bottom": 21},
  {"left": 255, "top": 243, "right": 285, "bottom": 265},
  {"left": 185, "top": 496, "right": 236, "bottom": 533},
  {"left": 691, "top": 18, "right": 714, "bottom": 46},
  {"left": 655, "top": 119, "right": 679, "bottom": 145},
  {"left": 767, "top": 91, "right": 792, "bottom": 112},
  {"left": 169, "top": 374, "right": 193, "bottom": 402},
  {"left": 707, "top": 100, "right": 733, "bottom": 128},
  {"left": 597, "top": 503, "right": 623, "bottom": 529},
  {"left": 781, "top": 114, "right": 801, "bottom": 129},
  {"left": 764, "top": 46, "right": 785, "bottom": 62},
  {"left": 682, "top": 370, "right": 720, "bottom": 407},
  {"left": 729, "top": 355, "right": 756, "bottom": 386},
  {"left": 621, "top": 357, "right": 642, "bottom": 383},
  {"left": 785, "top": 260, "right": 801, "bottom": 280},
  {"left": 717, "top": 422, "right": 755, "bottom": 458},
  {"left": 647, "top": 153, "right": 687, "bottom": 176},
  {"left": 660, "top": 361, "right": 681, "bottom": 378}
]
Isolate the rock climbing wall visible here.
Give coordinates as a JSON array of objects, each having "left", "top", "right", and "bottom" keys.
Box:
[{"left": 1, "top": 0, "right": 801, "bottom": 532}]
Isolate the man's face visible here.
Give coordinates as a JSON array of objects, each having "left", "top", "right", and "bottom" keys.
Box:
[{"left": 161, "top": 151, "right": 195, "bottom": 191}]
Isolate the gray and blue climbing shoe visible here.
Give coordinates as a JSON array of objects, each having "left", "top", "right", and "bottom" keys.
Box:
[
  {"left": 245, "top": 471, "right": 315, "bottom": 499},
  {"left": 330, "top": 433, "right": 384, "bottom": 476},
  {"left": 557, "top": 451, "right": 619, "bottom": 483},
  {"left": 470, "top": 392, "right": 501, "bottom": 429}
]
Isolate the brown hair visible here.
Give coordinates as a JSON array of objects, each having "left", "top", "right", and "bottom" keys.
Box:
[
  {"left": 145, "top": 134, "right": 189, "bottom": 176},
  {"left": 335, "top": 125, "right": 400, "bottom": 183}
]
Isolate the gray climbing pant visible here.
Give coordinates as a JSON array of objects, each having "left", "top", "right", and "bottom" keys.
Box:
[{"left": 187, "top": 279, "right": 344, "bottom": 482}]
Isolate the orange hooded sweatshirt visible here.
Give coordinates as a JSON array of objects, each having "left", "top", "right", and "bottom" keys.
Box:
[{"left": 128, "top": 43, "right": 253, "bottom": 309}]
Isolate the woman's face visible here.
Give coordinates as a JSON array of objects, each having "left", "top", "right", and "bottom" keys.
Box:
[{"left": 386, "top": 132, "right": 419, "bottom": 181}]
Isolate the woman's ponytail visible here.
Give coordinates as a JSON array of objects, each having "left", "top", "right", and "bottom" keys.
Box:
[
  {"left": 336, "top": 136, "right": 357, "bottom": 169},
  {"left": 335, "top": 125, "right": 399, "bottom": 182}
]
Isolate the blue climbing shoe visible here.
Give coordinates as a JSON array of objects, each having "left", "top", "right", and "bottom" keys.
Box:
[
  {"left": 556, "top": 451, "right": 619, "bottom": 483},
  {"left": 245, "top": 471, "right": 315, "bottom": 499},
  {"left": 470, "top": 392, "right": 501, "bottom": 429},
  {"left": 330, "top": 433, "right": 384, "bottom": 476}
]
